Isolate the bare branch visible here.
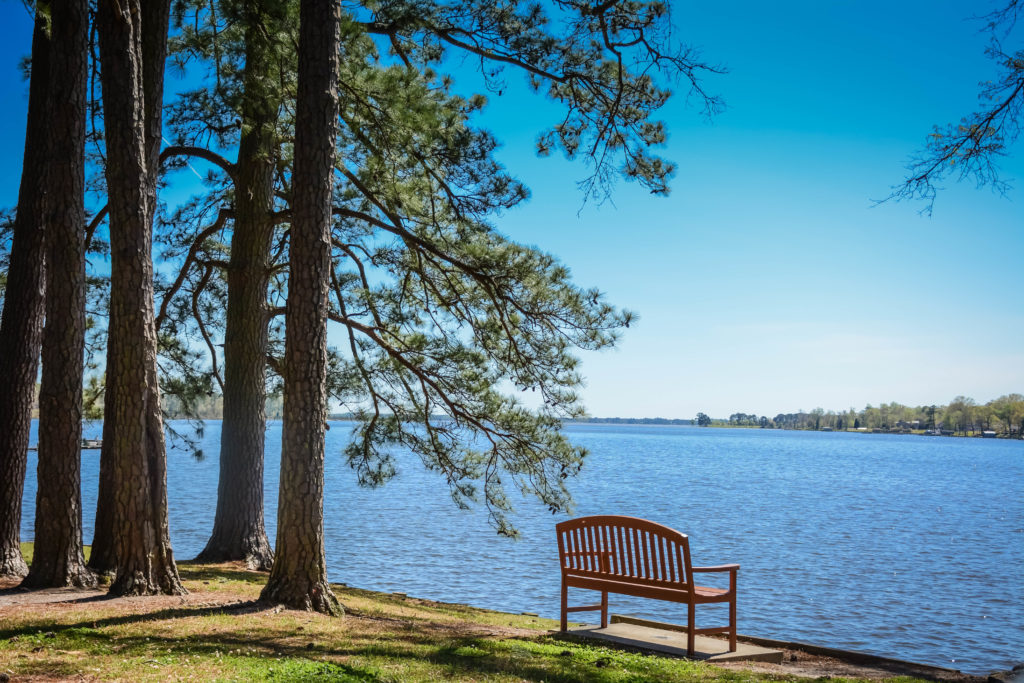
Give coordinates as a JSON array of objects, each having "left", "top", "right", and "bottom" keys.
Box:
[{"left": 156, "top": 208, "right": 232, "bottom": 329}]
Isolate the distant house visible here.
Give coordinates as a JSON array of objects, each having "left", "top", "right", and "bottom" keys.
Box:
[{"left": 982, "top": 430, "right": 996, "bottom": 438}]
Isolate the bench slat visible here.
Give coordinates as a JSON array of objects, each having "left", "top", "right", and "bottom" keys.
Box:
[
  {"left": 564, "top": 565, "right": 688, "bottom": 590},
  {"left": 658, "top": 534, "right": 669, "bottom": 582},
  {"left": 637, "top": 528, "right": 648, "bottom": 579},
  {"left": 675, "top": 542, "right": 685, "bottom": 584},
  {"left": 615, "top": 525, "right": 627, "bottom": 576},
  {"left": 565, "top": 603, "right": 604, "bottom": 613}
]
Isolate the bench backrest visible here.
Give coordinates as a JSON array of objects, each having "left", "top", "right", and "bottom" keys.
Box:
[{"left": 556, "top": 515, "right": 693, "bottom": 587}]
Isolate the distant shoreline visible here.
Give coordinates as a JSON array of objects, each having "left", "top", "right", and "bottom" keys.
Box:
[
  {"left": 692, "top": 424, "right": 1018, "bottom": 439},
  {"left": 156, "top": 415, "right": 1016, "bottom": 438}
]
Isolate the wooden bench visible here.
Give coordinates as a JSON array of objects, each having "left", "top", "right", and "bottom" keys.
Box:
[{"left": 556, "top": 515, "right": 739, "bottom": 657}]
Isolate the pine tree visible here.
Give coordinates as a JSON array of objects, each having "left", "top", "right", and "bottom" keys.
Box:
[
  {"left": 95, "top": 0, "right": 184, "bottom": 596},
  {"left": 0, "top": 9, "right": 51, "bottom": 580},
  {"left": 158, "top": 0, "right": 720, "bottom": 541},
  {"left": 258, "top": 0, "right": 341, "bottom": 614},
  {"left": 22, "top": 0, "right": 97, "bottom": 589}
]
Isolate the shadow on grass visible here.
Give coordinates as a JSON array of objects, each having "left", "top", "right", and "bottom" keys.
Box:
[
  {"left": 0, "top": 599, "right": 266, "bottom": 640},
  {"left": 0, "top": 609, "right": 676, "bottom": 683},
  {"left": 177, "top": 562, "right": 269, "bottom": 586}
]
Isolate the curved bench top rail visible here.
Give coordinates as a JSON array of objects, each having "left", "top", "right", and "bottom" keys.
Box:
[
  {"left": 556, "top": 515, "right": 693, "bottom": 585},
  {"left": 556, "top": 515, "right": 688, "bottom": 540}
]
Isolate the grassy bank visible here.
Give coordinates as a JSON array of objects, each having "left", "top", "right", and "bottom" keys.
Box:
[{"left": 1, "top": 546, "right": 933, "bottom": 682}]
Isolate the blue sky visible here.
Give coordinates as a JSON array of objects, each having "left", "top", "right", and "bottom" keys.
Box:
[{"left": 1, "top": 1, "right": 1021, "bottom": 419}]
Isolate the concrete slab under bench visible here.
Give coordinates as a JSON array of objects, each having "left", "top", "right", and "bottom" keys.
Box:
[{"left": 567, "top": 614, "right": 784, "bottom": 663}]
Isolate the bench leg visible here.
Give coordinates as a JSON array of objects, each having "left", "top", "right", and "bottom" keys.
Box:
[
  {"left": 687, "top": 602, "right": 696, "bottom": 658},
  {"left": 560, "top": 580, "right": 568, "bottom": 632},
  {"left": 600, "top": 591, "right": 608, "bottom": 628},
  {"left": 729, "top": 594, "right": 737, "bottom": 652}
]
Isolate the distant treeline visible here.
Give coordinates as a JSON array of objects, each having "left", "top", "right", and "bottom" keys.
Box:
[
  {"left": 696, "top": 394, "right": 1024, "bottom": 437},
  {"left": 570, "top": 417, "right": 693, "bottom": 425},
  {"left": 160, "top": 403, "right": 696, "bottom": 426},
  {"left": 160, "top": 394, "right": 1022, "bottom": 438},
  {"left": 162, "top": 394, "right": 284, "bottom": 420}
]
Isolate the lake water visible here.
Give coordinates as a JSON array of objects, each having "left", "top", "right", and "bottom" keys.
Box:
[{"left": 20, "top": 421, "right": 1024, "bottom": 673}]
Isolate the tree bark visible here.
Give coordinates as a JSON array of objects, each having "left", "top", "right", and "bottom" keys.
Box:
[
  {"left": 259, "top": 0, "right": 340, "bottom": 615},
  {"left": 22, "top": 0, "right": 96, "bottom": 590},
  {"left": 196, "top": 1, "right": 282, "bottom": 570},
  {"left": 0, "top": 12, "right": 51, "bottom": 580},
  {"left": 96, "top": 0, "right": 184, "bottom": 597}
]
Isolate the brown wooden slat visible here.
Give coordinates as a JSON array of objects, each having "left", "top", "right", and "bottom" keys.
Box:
[
  {"left": 565, "top": 603, "right": 604, "bottom": 612},
  {"left": 648, "top": 531, "right": 658, "bottom": 579},
  {"left": 657, "top": 535, "right": 668, "bottom": 581},
  {"left": 624, "top": 525, "right": 634, "bottom": 577},
  {"left": 573, "top": 528, "right": 581, "bottom": 573},
  {"left": 639, "top": 529, "right": 650, "bottom": 578},
  {"left": 616, "top": 525, "right": 628, "bottom": 576},
  {"left": 646, "top": 531, "right": 655, "bottom": 579},
  {"left": 610, "top": 528, "right": 618, "bottom": 573},
  {"left": 603, "top": 525, "right": 614, "bottom": 574},
  {"left": 576, "top": 528, "right": 586, "bottom": 571},
  {"left": 575, "top": 525, "right": 585, "bottom": 571},
  {"left": 589, "top": 524, "right": 598, "bottom": 573}
]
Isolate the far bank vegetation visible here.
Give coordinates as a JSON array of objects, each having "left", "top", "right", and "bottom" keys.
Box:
[{"left": 696, "top": 394, "right": 1024, "bottom": 437}]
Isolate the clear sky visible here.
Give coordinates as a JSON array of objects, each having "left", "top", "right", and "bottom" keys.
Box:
[{"left": 1, "top": 1, "right": 1021, "bottom": 420}]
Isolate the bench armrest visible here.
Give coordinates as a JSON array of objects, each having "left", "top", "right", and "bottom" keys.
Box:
[
  {"left": 691, "top": 564, "right": 740, "bottom": 572},
  {"left": 692, "top": 563, "right": 739, "bottom": 593}
]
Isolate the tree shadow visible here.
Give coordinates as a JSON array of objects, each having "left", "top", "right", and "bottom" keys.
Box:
[
  {"left": 0, "top": 599, "right": 266, "bottom": 640},
  {"left": 3, "top": 619, "right": 617, "bottom": 683},
  {"left": 176, "top": 562, "right": 269, "bottom": 586}
]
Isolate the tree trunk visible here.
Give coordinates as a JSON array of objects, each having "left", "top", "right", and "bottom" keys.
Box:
[
  {"left": 90, "top": 0, "right": 176, "bottom": 580},
  {"left": 0, "top": 12, "right": 51, "bottom": 580},
  {"left": 96, "top": 0, "right": 184, "bottom": 597},
  {"left": 23, "top": 0, "right": 95, "bottom": 590},
  {"left": 259, "top": 0, "right": 340, "bottom": 615},
  {"left": 197, "top": 2, "right": 282, "bottom": 570}
]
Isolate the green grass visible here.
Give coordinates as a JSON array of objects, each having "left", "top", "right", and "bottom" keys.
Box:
[
  {"left": 18, "top": 541, "right": 91, "bottom": 566},
  {"left": 1, "top": 545, "right": 933, "bottom": 682}
]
